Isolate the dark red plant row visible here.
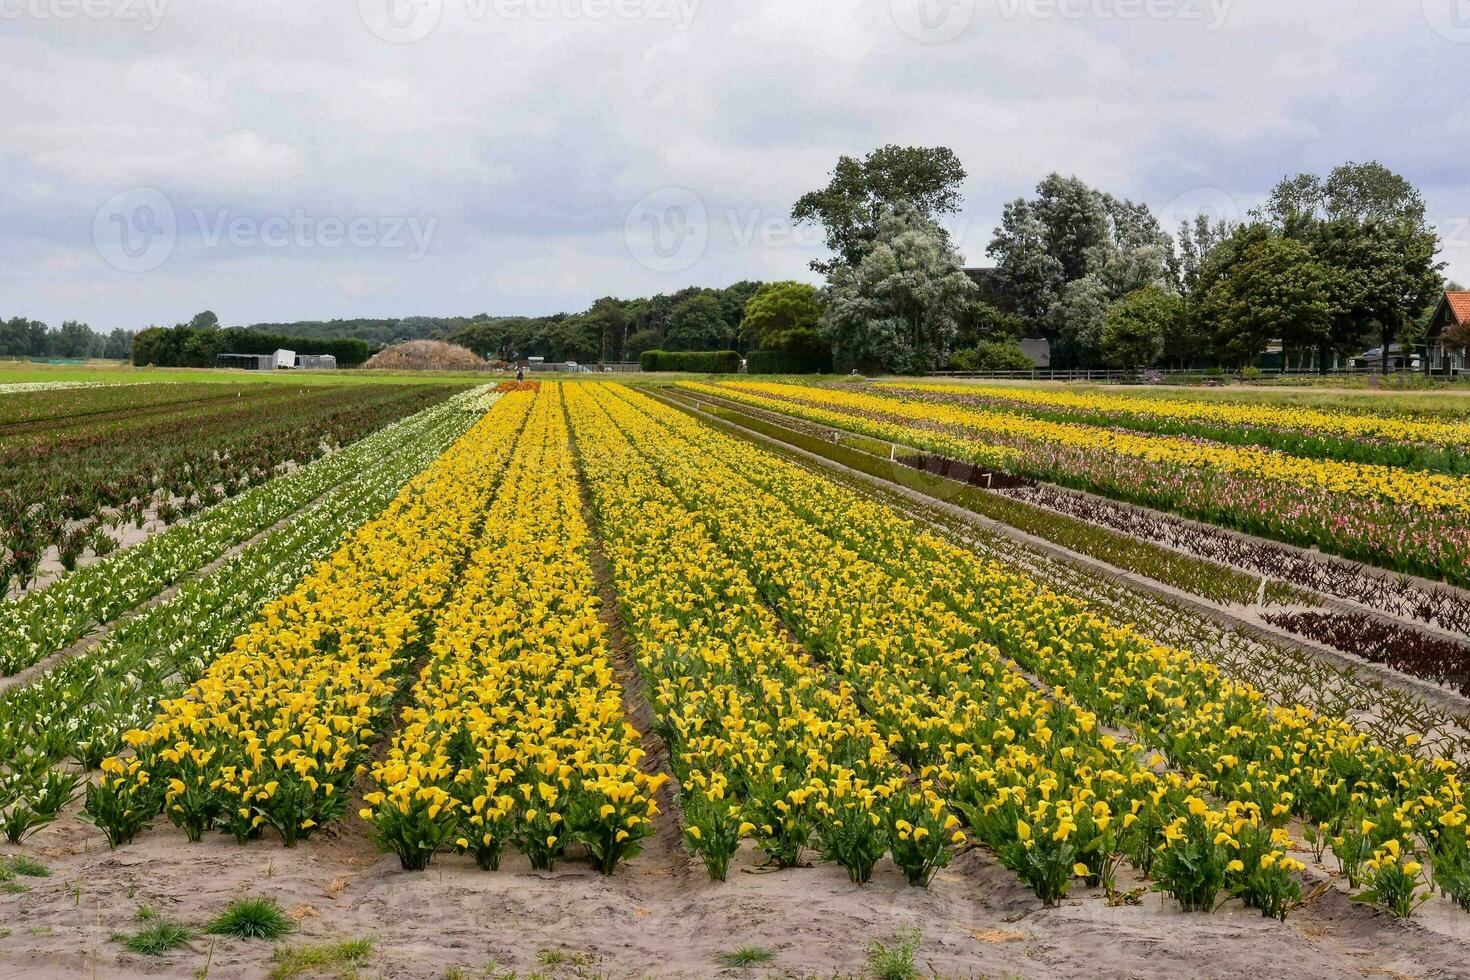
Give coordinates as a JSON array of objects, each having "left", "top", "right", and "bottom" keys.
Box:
[
  {"left": 1264, "top": 610, "right": 1470, "bottom": 698},
  {"left": 1006, "top": 482, "right": 1470, "bottom": 638},
  {"left": 897, "top": 453, "right": 1038, "bottom": 490}
]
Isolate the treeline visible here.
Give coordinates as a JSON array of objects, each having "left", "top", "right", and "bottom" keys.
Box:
[
  {"left": 985, "top": 162, "right": 1444, "bottom": 372},
  {"left": 242, "top": 317, "right": 477, "bottom": 347},
  {"left": 775, "top": 148, "right": 1451, "bottom": 374},
  {"left": 0, "top": 318, "right": 133, "bottom": 360},
  {"left": 132, "top": 312, "right": 374, "bottom": 368},
  {"left": 443, "top": 284, "right": 766, "bottom": 364}
]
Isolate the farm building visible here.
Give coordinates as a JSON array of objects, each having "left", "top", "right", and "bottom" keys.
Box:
[
  {"left": 215, "top": 352, "right": 277, "bottom": 371},
  {"left": 215, "top": 350, "right": 335, "bottom": 371},
  {"left": 1425, "top": 291, "right": 1469, "bottom": 376}
]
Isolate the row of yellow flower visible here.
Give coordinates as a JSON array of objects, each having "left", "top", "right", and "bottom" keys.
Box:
[
  {"left": 648, "top": 384, "right": 1470, "bottom": 917},
  {"left": 596, "top": 384, "right": 1303, "bottom": 912},
  {"left": 878, "top": 381, "right": 1470, "bottom": 449},
  {"left": 359, "top": 384, "right": 664, "bottom": 874},
  {"left": 566, "top": 383, "right": 958, "bottom": 885},
  {"left": 86, "top": 392, "right": 536, "bottom": 848},
  {"left": 709, "top": 381, "right": 1470, "bottom": 512}
]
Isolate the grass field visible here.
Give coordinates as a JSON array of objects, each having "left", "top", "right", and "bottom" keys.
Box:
[{"left": 2, "top": 377, "right": 1470, "bottom": 977}]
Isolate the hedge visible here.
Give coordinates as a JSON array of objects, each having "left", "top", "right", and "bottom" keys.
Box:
[
  {"left": 639, "top": 350, "right": 741, "bottom": 373},
  {"left": 746, "top": 349, "right": 833, "bottom": 375},
  {"left": 133, "top": 326, "right": 374, "bottom": 368}
]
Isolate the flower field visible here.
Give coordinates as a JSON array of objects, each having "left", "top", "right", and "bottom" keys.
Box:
[
  {"left": 0, "top": 381, "right": 459, "bottom": 600},
  {"left": 4, "top": 379, "right": 1470, "bottom": 977},
  {"left": 685, "top": 380, "right": 1470, "bottom": 588}
]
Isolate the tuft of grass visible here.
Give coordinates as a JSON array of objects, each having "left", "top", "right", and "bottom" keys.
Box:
[
  {"left": 267, "top": 938, "right": 374, "bottom": 980},
  {"left": 135, "top": 904, "right": 157, "bottom": 921},
  {"left": 864, "top": 928, "right": 921, "bottom": 980},
  {"left": 7, "top": 856, "right": 48, "bottom": 878},
  {"left": 535, "top": 948, "right": 589, "bottom": 968},
  {"left": 718, "top": 945, "right": 777, "bottom": 969},
  {"left": 206, "top": 897, "right": 294, "bottom": 941},
  {"left": 116, "top": 920, "right": 191, "bottom": 956},
  {"left": 2, "top": 881, "right": 26, "bottom": 895}
]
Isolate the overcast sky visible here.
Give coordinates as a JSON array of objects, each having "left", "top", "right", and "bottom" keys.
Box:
[{"left": 4, "top": 0, "right": 1470, "bottom": 331}]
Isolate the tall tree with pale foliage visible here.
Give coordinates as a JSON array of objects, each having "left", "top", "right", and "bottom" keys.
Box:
[{"left": 822, "top": 203, "right": 975, "bottom": 374}]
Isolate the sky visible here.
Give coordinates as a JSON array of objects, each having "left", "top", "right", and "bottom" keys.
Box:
[{"left": 4, "top": 0, "right": 1470, "bottom": 332}]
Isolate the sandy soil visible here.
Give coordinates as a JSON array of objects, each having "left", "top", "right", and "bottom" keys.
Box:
[{"left": 6, "top": 798, "right": 1470, "bottom": 980}]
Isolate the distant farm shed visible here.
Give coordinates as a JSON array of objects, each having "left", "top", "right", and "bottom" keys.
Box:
[
  {"left": 216, "top": 353, "right": 277, "bottom": 371},
  {"left": 1020, "top": 338, "right": 1051, "bottom": 368},
  {"left": 216, "top": 351, "right": 337, "bottom": 371}
]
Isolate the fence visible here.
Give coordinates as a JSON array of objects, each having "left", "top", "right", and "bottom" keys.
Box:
[{"left": 925, "top": 367, "right": 1470, "bottom": 383}]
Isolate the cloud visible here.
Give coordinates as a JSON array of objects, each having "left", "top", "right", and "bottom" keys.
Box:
[{"left": 2, "top": 0, "right": 1468, "bottom": 329}]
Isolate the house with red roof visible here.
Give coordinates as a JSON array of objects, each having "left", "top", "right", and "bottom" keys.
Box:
[{"left": 1424, "top": 291, "right": 1470, "bottom": 375}]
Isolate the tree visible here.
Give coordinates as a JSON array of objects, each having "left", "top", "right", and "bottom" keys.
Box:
[
  {"left": 623, "top": 328, "right": 661, "bottom": 357},
  {"left": 28, "top": 320, "right": 49, "bottom": 357},
  {"left": 822, "top": 203, "right": 976, "bottom": 374},
  {"left": 0, "top": 318, "right": 37, "bottom": 357},
  {"left": 1444, "top": 320, "right": 1470, "bottom": 357},
  {"left": 190, "top": 310, "right": 220, "bottom": 330},
  {"left": 579, "top": 297, "right": 629, "bottom": 362},
  {"left": 1030, "top": 174, "right": 1112, "bottom": 282},
  {"left": 989, "top": 174, "right": 1174, "bottom": 343},
  {"left": 793, "top": 145, "right": 966, "bottom": 274},
  {"left": 104, "top": 328, "right": 133, "bottom": 361},
  {"left": 1314, "top": 215, "right": 1441, "bottom": 375},
  {"left": 55, "top": 321, "right": 98, "bottom": 358},
  {"left": 955, "top": 301, "right": 1025, "bottom": 350},
  {"left": 665, "top": 292, "right": 732, "bottom": 350},
  {"left": 987, "top": 200, "right": 1065, "bottom": 332},
  {"left": 1172, "top": 213, "right": 1234, "bottom": 297},
  {"left": 543, "top": 315, "right": 600, "bottom": 363},
  {"left": 1049, "top": 276, "right": 1111, "bottom": 369},
  {"left": 1256, "top": 162, "right": 1442, "bottom": 373},
  {"left": 741, "top": 281, "right": 825, "bottom": 353},
  {"left": 717, "top": 281, "right": 763, "bottom": 341},
  {"left": 1197, "top": 234, "right": 1335, "bottom": 367},
  {"left": 950, "top": 339, "right": 1034, "bottom": 372},
  {"left": 1101, "top": 286, "right": 1179, "bottom": 370}
]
